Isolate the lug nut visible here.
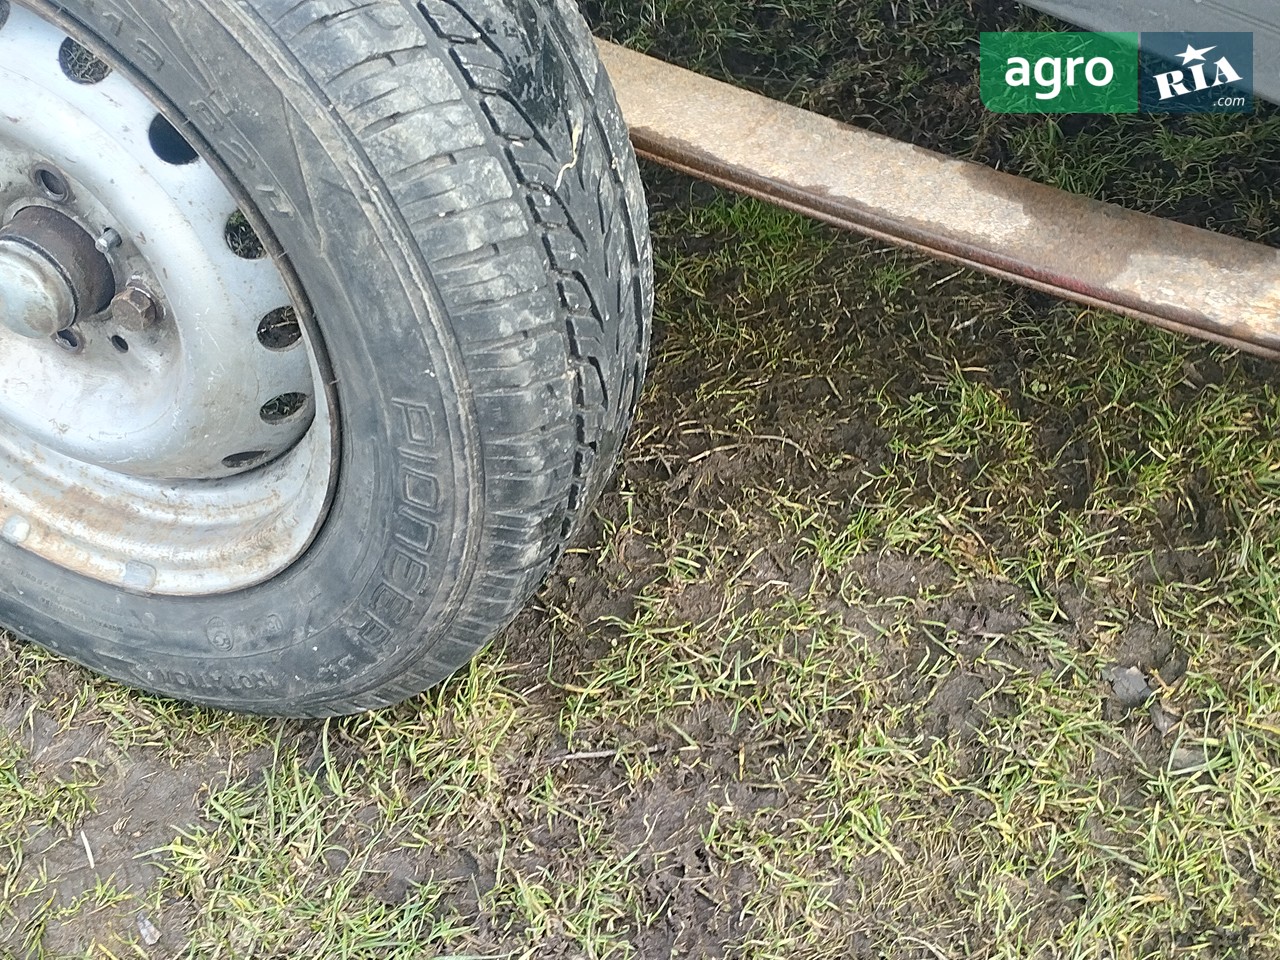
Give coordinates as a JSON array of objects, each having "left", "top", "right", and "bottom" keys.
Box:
[
  {"left": 111, "top": 283, "right": 160, "bottom": 332},
  {"left": 94, "top": 228, "right": 121, "bottom": 253}
]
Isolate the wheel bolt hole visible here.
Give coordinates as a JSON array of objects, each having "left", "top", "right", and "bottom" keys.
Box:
[
  {"left": 59, "top": 38, "right": 111, "bottom": 84},
  {"left": 147, "top": 114, "right": 198, "bottom": 165},
  {"left": 224, "top": 211, "right": 266, "bottom": 260},
  {"left": 256, "top": 306, "right": 302, "bottom": 350},
  {"left": 51, "top": 328, "right": 82, "bottom": 353},
  {"left": 222, "top": 450, "right": 269, "bottom": 470},
  {"left": 33, "top": 165, "right": 70, "bottom": 202},
  {"left": 260, "top": 392, "right": 309, "bottom": 424},
  {"left": 110, "top": 335, "right": 129, "bottom": 353}
]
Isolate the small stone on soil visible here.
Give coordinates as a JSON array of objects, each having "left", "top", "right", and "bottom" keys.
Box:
[
  {"left": 1104, "top": 665, "right": 1154, "bottom": 709},
  {"left": 137, "top": 915, "right": 160, "bottom": 946},
  {"left": 1169, "top": 744, "right": 1209, "bottom": 773},
  {"left": 1149, "top": 702, "right": 1180, "bottom": 736}
]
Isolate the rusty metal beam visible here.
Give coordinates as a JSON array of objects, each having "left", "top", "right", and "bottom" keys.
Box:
[{"left": 597, "top": 41, "right": 1280, "bottom": 360}]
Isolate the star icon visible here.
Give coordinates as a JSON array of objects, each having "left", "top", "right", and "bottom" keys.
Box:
[{"left": 1176, "top": 42, "right": 1216, "bottom": 64}]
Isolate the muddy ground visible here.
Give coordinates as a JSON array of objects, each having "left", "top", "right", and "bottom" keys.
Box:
[{"left": 4, "top": 0, "right": 1280, "bottom": 957}]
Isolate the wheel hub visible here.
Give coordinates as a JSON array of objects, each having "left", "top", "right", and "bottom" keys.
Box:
[
  {"left": 0, "top": 0, "right": 335, "bottom": 595},
  {"left": 0, "top": 5, "right": 317, "bottom": 480},
  {"left": 0, "top": 205, "right": 113, "bottom": 337},
  {"left": 0, "top": 232, "right": 76, "bottom": 338}
]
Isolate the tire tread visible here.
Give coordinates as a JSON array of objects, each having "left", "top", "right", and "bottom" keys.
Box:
[{"left": 273, "top": 0, "right": 650, "bottom": 712}]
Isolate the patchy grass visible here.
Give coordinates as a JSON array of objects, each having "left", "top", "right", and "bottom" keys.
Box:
[{"left": 5, "top": 1, "right": 1280, "bottom": 957}]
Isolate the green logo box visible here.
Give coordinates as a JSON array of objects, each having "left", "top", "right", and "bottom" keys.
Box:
[{"left": 981, "top": 32, "right": 1139, "bottom": 113}]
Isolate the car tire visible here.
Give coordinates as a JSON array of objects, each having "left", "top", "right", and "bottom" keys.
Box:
[{"left": 0, "top": 0, "right": 651, "bottom": 715}]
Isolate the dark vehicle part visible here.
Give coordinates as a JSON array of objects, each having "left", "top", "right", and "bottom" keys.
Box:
[
  {"left": 0, "top": 0, "right": 651, "bottom": 716},
  {"left": 1021, "top": 0, "right": 1280, "bottom": 106}
]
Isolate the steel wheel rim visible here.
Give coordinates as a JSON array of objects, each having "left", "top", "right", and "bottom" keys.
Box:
[{"left": 0, "top": 0, "right": 335, "bottom": 596}]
